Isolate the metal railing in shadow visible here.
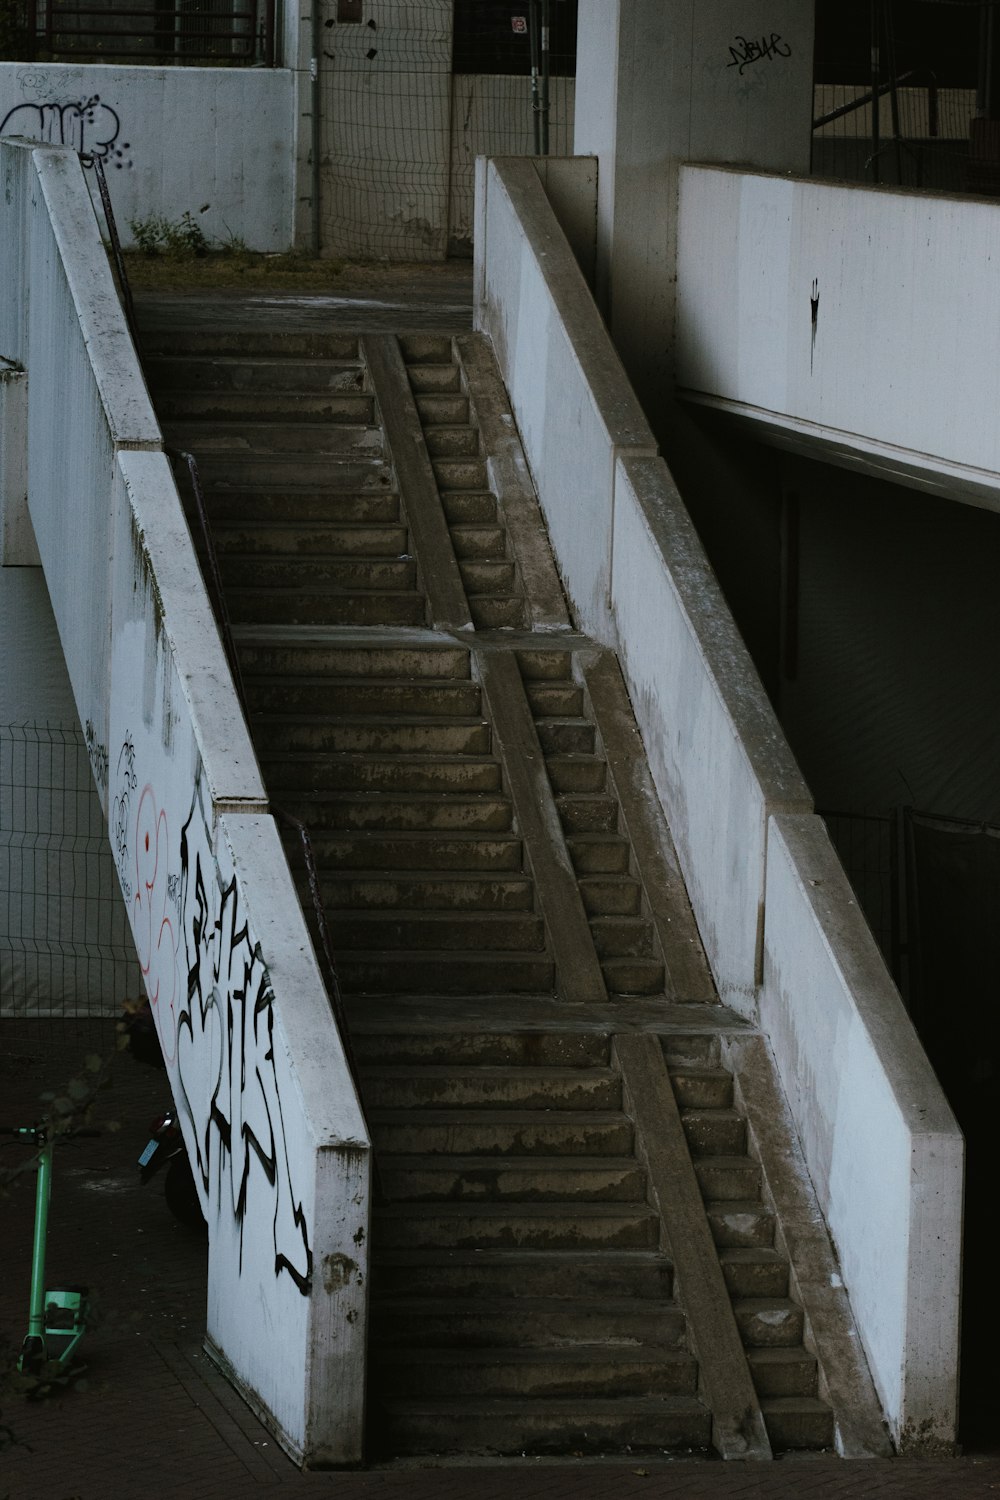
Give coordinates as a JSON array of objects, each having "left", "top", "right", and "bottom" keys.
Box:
[
  {"left": 83, "top": 148, "right": 359, "bottom": 1092},
  {"left": 175, "top": 446, "right": 358, "bottom": 1080}
]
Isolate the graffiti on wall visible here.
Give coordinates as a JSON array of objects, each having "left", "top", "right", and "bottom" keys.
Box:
[
  {"left": 84, "top": 718, "right": 109, "bottom": 794},
  {"left": 725, "top": 33, "right": 792, "bottom": 76},
  {"left": 114, "top": 738, "right": 313, "bottom": 1295},
  {"left": 0, "top": 89, "right": 132, "bottom": 168}
]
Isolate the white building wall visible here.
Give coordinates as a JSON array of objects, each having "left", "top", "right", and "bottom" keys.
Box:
[
  {"left": 0, "top": 63, "right": 297, "bottom": 250},
  {"left": 676, "top": 165, "right": 1000, "bottom": 509}
]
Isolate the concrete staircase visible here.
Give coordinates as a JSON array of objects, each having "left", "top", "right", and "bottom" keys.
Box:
[{"left": 141, "top": 319, "right": 847, "bottom": 1461}]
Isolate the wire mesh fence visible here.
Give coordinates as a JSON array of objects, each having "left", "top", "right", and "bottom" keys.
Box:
[
  {"left": 318, "top": 0, "right": 578, "bottom": 258},
  {"left": 811, "top": 0, "right": 987, "bottom": 193},
  {"left": 0, "top": 724, "right": 141, "bottom": 1024}
]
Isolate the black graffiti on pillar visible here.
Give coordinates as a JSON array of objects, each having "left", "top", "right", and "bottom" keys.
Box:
[
  {"left": 175, "top": 775, "right": 313, "bottom": 1296},
  {"left": 726, "top": 33, "right": 792, "bottom": 75}
]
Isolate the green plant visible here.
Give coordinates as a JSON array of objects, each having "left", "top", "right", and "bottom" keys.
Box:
[{"left": 127, "top": 211, "right": 209, "bottom": 259}]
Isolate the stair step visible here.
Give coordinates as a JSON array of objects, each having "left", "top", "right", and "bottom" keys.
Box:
[
  {"left": 214, "top": 522, "right": 408, "bottom": 555},
  {"left": 376, "top": 1155, "right": 647, "bottom": 1203},
  {"left": 399, "top": 334, "right": 454, "bottom": 362},
  {"left": 372, "top": 1345, "right": 698, "bottom": 1399},
  {"left": 143, "top": 329, "right": 360, "bottom": 358},
  {"left": 580, "top": 876, "right": 642, "bottom": 916},
  {"left": 566, "top": 835, "right": 631, "bottom": 874},
  {"left": 546, "top": 756, "right": 607, "bottom": 794},
  {"left": 535, "top": 717, "right": 596, "bottom": 755},
  {"left": 371, "top": 1201, "right": 661, "bottom": 1251},
  {"left": 693, "top": 1155, "right": 762, "bottom": 1201},
  {"left": 469, "top": 596, "right": 529, "bottom": 629},
  {"left": 414, "top": 394, "right": 469, "bottom": 423},
  {"left": 589, "top": 917, "right": 657, "bottom": 959},
  {"left": 704, "top": 1199, "right": 776, "bottom": 1249},
  {"left": 329, "top": 910, "right": 545, "bottom": 952},
  {"left": 370, "top": 1296, "right": 687, "bottom": 1349},
  {"left": 194, "top": 491, "right": 401, "bottom": 524},
  {"left": 759, "top": 1397, "right": 834, "bottom": 1451},
  {"left": 747, "top": 1347, "right": 818, "bottom": 1398},
  {"left": 424, "top": 426, "right": 480, "bottom": 459},
  {"left": 352, "top": 1033, "right": 610, "bottom": 1068},
  {"left": 719, "top": 1249, "right": 790, "bottom": 1299},
  {"left": 681, "top": 1108, "right": 747, "bottom": 1156},
  {"left": 163, "top": 420, "right": 383, "bottom": 456},
  {"left": 660, "top": 1035, "right": 721, "bottom": 1068},
  {"left": 339, "top": 952, "right": 554, "bottom": 994},
  {"left": 450, "top": 524, "right": 507, "bottom": 559},
  {"left": 275, "top": 793, "right": 513, "bottom": 833},
  {"left": 368, "top": 1110, "right": 634, "bottom": 1158},
  {"left": 370, "top": 1395, "right": 712, "bottom": 1456},
  {"left": 441, "top": 491, "right": 497, "bottom": 523},
  {"left": 222, "top": 556, "right": 417, "bottom": 590},
  {"left": 254, "top": 715, "right": 490, "bottom": 756},
  {"left": 458, "top": 560, "right": 518, "bottom": 593},
  {"left": 227, "top": 588, "right": 426, "bottom": 627},
  {"left": 600, "top": 957, "right": 666, "bottom": 996},
  {"left": 517, "top": 649, "right": 574, "bottom": 680},
  {"left": 154, "top": 390, "right": 374, "bottom": 422},
  {"left": 669, "top": 1067, "right": 734, "bottom": 1110},
  {"left": 261, "top": 754, "right": 501, "bottom": 794},
  {"left": 371, "top": 1249, "right": 675, "bottom": 1301},
  {"left": 556, "top": 795, "right": 620, "bottom": 834},
  {"left": 236, "top": 642, "right": 470, "bottom": 680},
  {"left": 433, "top": 458, "right": 489, "bottom": 490},
  {"left": 297, "top": 831, "right": 522, "bottom": 871},
  {"left": 145, "top": 353, "right": 366, "bottom": 393},
  {"left": 248, "top": 677, "right": 482, "bottom": 717},
  {"left": 734, "top": 1299, "right": 806, "bottom": 1349},
  {"left": 525, "top": 681, "right": 585, "bottom": 716},
  {"left": 405, "top": 362, "right": 461, "bottom": 393},
  {"left": 178, "top": 455, "right": 393, "bottom": 489},
  {"left": 316, "top": 874, "right": 533, "bottom": 912},
  {"left": 360, "top": 1066, "right": 621, "bottom": 1112}
]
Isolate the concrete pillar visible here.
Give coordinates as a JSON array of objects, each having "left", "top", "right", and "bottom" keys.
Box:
[
  {"left": 1, "top": 364, "right": 37, "bottom": 566},
  {"left": 574, "top": 0, "right": 814, "bottom": 414}
]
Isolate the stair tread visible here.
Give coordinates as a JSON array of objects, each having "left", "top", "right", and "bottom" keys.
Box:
[{"left": 374, "top": 1201, "right": 658, "bottom": 1218}]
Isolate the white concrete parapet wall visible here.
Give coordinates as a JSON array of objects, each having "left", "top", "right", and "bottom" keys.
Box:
[
  {"left": 676, "top": 164, "right": 1000, "bottom": 508},
  {"left": 761, "top": 814, "right": 962, "bottom": 1452},
  {"left": 474, "top": 156, "right": 657, "bottom": 639},
  {"left": 474, "top": 151, "right": 963, "bottom": 1451},
  {"left": 0, "top": 65, "right": 296, "bottom": 251},
  {"left": 0, "top": 137, "right": 369, "bottom": 1465}
]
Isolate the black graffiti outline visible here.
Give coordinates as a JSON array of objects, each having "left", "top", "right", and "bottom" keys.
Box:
[
  {"left": 0, "top": 95, "right": 133, "bottom": 168},
  {"left": 111, "top": 734, "right": 138, "bottom": 903},
  {"left": 175, "top": 774, "right": 313, "bottom": 1296},
  {"left": 726, "top": 33, "right": 792, "bottom": 75},
  {"left": 84, "top": 719, "right": 109, "bottom": 793}
]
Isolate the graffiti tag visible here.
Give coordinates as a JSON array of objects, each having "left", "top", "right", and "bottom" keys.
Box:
[
  {"left": 0, "top": 95, "right": 132, "bottom": 168},
  {"left": 726, "top": 33, "right": 792, "bottom": 75}
]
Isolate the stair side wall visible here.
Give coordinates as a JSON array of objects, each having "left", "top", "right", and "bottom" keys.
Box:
[
  {"left": 474, "top": 150, "right": 963, "bottom": 1452},
  {"left": 1, "top": 138, "right": 370, "bottom": 1466}
]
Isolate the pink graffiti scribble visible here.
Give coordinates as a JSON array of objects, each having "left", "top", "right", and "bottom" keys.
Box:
[{"left": 133, "top": 784, "right": 179, "bottom": 1064}]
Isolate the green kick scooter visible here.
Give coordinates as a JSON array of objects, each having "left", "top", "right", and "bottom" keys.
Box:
[{"left": 4, "top": 1123, "right": 98, "bottom": 1380}]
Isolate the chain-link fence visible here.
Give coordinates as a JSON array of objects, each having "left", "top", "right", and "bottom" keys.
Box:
[
  {"left": 319, "top": 0, "right": 577, "bottom": 259},
  {"left": 812, "top": 0, "right": 989, "bottom": 192},
  {"left": 1, "top": 724, "right": 140, "bottom": 1021}
]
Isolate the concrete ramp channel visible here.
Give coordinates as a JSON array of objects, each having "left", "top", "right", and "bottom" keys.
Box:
[{"left": 2, "top": 136, "right": 957, "bottom": 1466}]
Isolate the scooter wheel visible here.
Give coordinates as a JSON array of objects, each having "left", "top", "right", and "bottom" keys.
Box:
[{"left": 164, "top": 1154, "right": 206, "bottom": 1233}]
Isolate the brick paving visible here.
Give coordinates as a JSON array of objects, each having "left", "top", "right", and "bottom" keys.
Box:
[{"left": 3, "top": 1018, "right": 1000, "bottom": 1500}]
